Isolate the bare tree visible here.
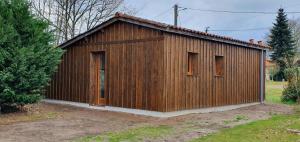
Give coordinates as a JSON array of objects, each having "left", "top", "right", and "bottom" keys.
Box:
[
  {"left": 29, "top": 0, "right": 134, "bottom": 44},
  {"left": 289, "top": 18, "right": 300, "bottom": 52}
]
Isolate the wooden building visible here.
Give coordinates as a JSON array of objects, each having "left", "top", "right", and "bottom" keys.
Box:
[{"left": 45, "top": 13, "right": 269, "bottom": 112}]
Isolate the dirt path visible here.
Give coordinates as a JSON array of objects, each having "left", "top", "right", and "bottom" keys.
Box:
[{"left": 0, "top": 103, "right": 294, "bottom": 142}]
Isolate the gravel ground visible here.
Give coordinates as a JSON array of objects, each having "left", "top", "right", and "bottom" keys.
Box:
[{"left": 0, "top": 102, "right": 294, "bottom": 142}]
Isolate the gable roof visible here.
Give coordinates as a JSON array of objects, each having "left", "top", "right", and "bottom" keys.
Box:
[{"left": 59, "top": 12, "right": 270, "bottom": 50}]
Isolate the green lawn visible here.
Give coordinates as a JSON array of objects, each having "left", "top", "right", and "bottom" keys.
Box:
[
  {"left": 190, "top": 113, "right": 300, "bottom": 142},
  {"left": 265, "top": 87, "right": 283, "bottom": 104},
  {"left": 265, "top": 80, "right": 286, "bottom": 104},
  {"left": 75, "top": 125, "right": 172, "bottom": 142},
  {"left": 266, "top": 80, "right": 287, "bottom": 86}
]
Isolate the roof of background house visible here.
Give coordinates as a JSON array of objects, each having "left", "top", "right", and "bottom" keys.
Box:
[
  {"left": 265, "top": 59, "right": 276, "bottom": 67},
  {"left": 59, "top": 12, "right": 270, "bottom": 50}
]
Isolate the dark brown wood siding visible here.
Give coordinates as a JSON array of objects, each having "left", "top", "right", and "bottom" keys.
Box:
[
  {"left": 45, "top": 21, "right": 165, "bottom": 111},
  {"left": 163, "top": 33, "right": 262, "bottom": 112}
]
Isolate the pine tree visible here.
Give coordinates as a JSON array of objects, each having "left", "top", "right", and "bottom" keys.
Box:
[
  {"left": 0, "top": 0, "right": 63, "bottom": 113},
  {"left": 269, "top": 8, "right": 296, "bottom": 81}
]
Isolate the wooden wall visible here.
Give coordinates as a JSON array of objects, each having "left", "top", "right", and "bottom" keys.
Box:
[
  {"left": 163, "top": 33, "right": 262, "bottom": 112},
  {"left": 45, "top": 21, "right": 165, "bottom": 111},
  {"left": 45, "top": 20, "right": 264, "bottom": 112}
]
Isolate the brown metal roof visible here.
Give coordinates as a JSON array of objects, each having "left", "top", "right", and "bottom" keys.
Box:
[{"left": 59, "top": 12, "right": 270, "bottom": 49}]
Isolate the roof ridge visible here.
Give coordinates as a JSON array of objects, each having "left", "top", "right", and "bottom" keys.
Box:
[{"left": 114, "top": 12, "right": 270, "bottom": 49}]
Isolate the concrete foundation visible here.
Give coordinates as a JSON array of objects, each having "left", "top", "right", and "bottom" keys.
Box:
[{"left": 43, "top": 99, "right": 260, "bottom": 118}]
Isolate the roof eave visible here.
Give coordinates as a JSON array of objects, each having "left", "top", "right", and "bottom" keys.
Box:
[
  {"left": 59, "top": 15, "right": 269, "bottom": 50},
  {"left": 59, "top": 18, "right": 118, "bottom": 49},
  {"left": 117, "top": 17, "right": 269, "bottom": 50}
]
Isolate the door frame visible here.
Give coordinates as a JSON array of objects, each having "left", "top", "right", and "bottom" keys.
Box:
[{"left": 89, "top": 51, "right": 108, "bottom": 106}]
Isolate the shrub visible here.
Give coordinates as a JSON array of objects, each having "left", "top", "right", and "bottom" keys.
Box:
[
  {"left": 0, "top": 0, "right": 63, "bottom": 113},
  {"left": 282, "top": 68, "right": 300, "bottom": 103}
]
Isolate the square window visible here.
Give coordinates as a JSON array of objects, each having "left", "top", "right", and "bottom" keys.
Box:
[{"left": 215, "top": 56, "right": 224, "bottom": 76}]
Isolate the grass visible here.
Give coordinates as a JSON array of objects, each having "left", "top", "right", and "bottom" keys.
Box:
[
  {"left": 76, "top": 125, "right": 173, "bottom": 142},
  {"left": 190, "top": 81, "right": 300, "bottom": 142},
  {"left": 191, "top": 113, "right": 300, "bottom": 142},
  {"left": 265, "top": 80, "right": 296, "bottom": 105},
  {"left": 266, "top": 80, "right": 287, "bottom": 86},
  {"left": 265, "top": 80, "right": 286, "bottom": 104},
  {"left": 265, "top": 87, "right": 283, "bottom": 104}
]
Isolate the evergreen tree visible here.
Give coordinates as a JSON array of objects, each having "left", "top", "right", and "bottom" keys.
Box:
[
  {"left": 269, "top": 8, "right": 296, "bottom": 81},
  {"left": 0, "top": 0, "right": 63, "bottom": 112}
]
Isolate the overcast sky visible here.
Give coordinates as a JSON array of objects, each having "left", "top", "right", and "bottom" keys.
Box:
[{"left": 125, "top": 0, "right": 300, "bottom": 42}]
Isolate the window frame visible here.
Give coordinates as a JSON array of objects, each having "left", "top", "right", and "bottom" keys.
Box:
[
  {"left": 187, "top": 52, "right": 198, "bottom": 76},
  {"left": 215, "top": 55, "right": 224, "bottom": 77}
]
